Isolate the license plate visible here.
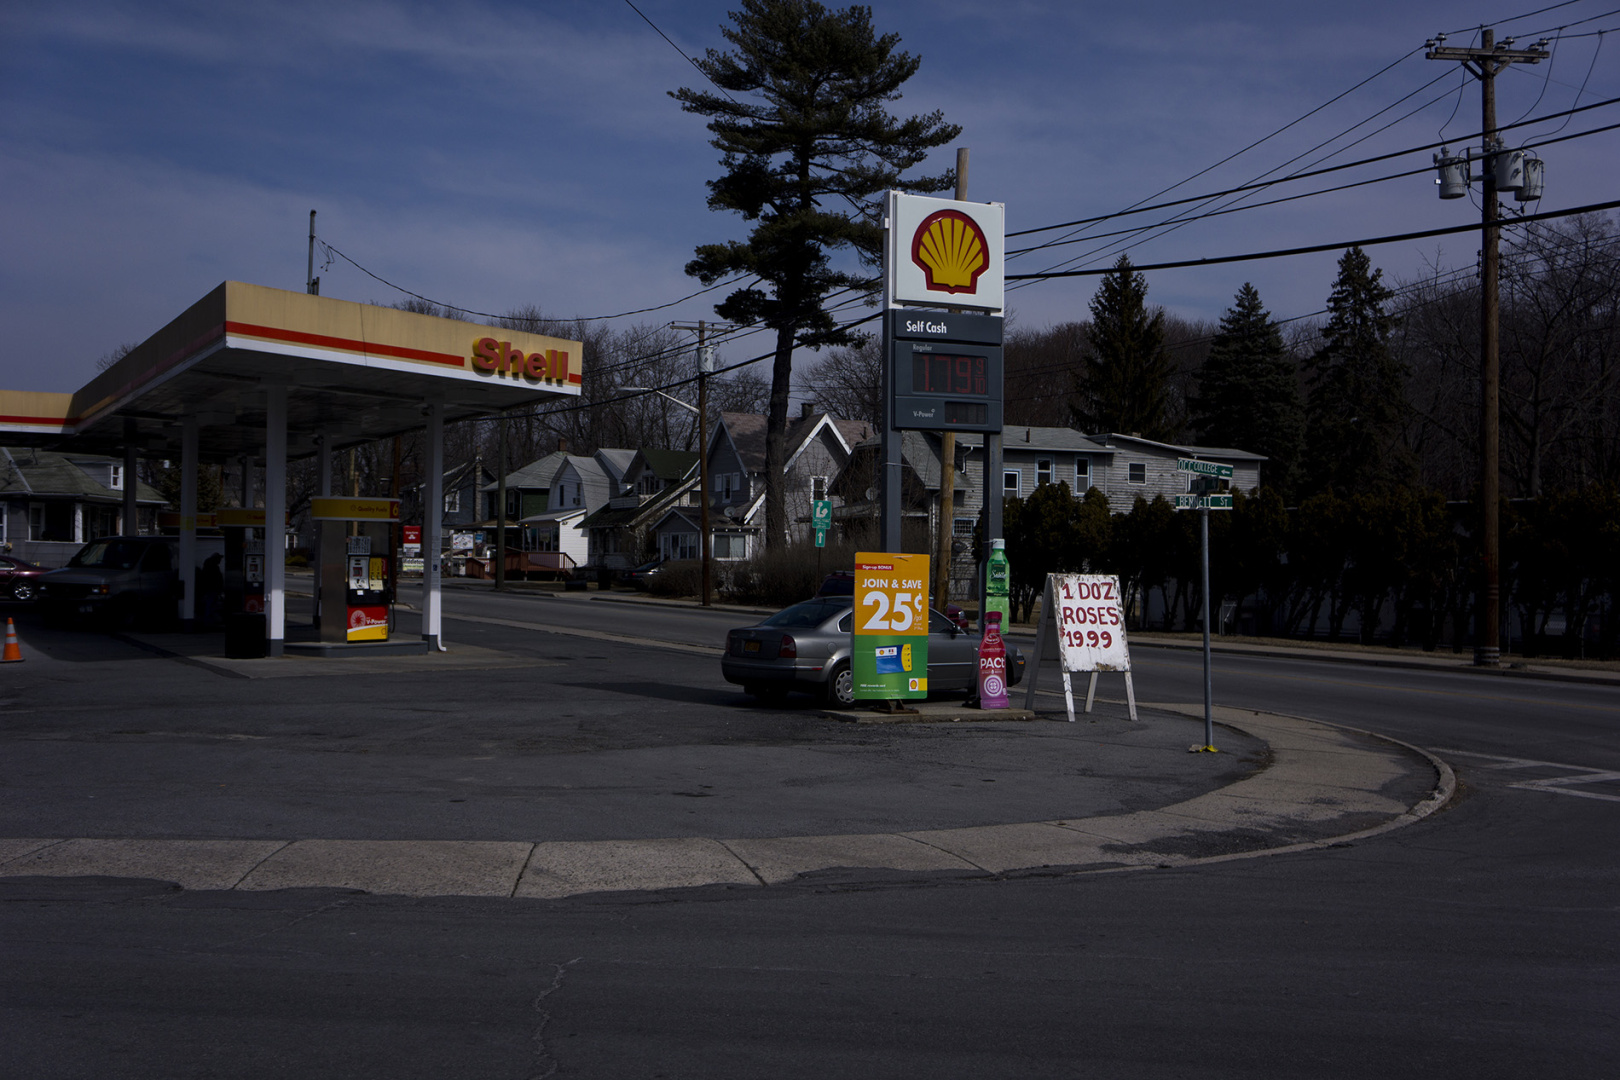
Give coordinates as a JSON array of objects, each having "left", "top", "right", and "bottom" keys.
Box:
[{"left": 743, "top": 639, "right": 760, "bottom": 653}]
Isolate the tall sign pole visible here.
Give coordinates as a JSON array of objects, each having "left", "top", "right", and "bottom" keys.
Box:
[
  {"left": 881, "top": 191, "right": 1005, "bottom": 572},
  {"left": 935, "top": 148, "right": 969, "bottom": 610},
  {"left": 1426, "top": 30, "right": 1548, "bottom": 667}
]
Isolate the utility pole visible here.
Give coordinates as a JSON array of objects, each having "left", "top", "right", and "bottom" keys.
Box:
[
  {"left": 671, "top": 321, "right": 735, "bottom": 607},
  {"left": 1426, "top": 29, "right": 1548, "bottom": 667},
  {"left": 934, "top": 147, "right": 969, "bottom": 612},
  {"left": 306, "top": 210, "right": 320, "bottom": 296}
]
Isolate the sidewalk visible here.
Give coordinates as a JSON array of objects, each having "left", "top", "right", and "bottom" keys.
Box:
[{"left": 0, "top": 701, "right": 1450, "bottom": 899}]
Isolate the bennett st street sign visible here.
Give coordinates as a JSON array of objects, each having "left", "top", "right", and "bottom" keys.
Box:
[
  {"left": 1173, "top": 494, "right": 1233, "bottom": 510},
  {"left": 1176, "top": 458, "right": 1234, "bottom": 479}
]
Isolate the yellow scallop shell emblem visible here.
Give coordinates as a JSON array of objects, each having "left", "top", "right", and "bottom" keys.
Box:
[{"left": 911, "top": 210, "right": 990, "bottom": 295}]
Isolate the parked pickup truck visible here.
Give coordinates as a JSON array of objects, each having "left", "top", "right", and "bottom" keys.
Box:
[{"left": 38, "top": 535, "right": 224, "bottom": 629}]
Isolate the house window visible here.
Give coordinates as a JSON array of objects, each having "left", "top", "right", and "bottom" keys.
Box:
[
  {"left": 570, "top": 483, "right": 580, "bottom": 507},
  {"left": 443, "top": 490, "right": 460, "bottom": 514},
  {"left": 662, "top": 532, "right": 699, "bottom": 561},
  {"left": 109, "top": 464, "right": 123, "bottom": 491},
  {"left": 506, "top": 491, "right": 521, "bottom": 519},
  {"left": 714, "top": 533, "right": 747, "bottom": 560},
  {"left": 1003, "top": 469, "right": 1021, "bottom": 496},
  {"left": 87, "top": 506, "right": 118, "bottom": 540},
  {"left": 953, "top": 518, "right": 976, "bottom": 536},
  {"left": 1036, "top": 459, "right": 1053, "bottom": 487},
  {"left": 1128, "top": 462, "right": 1146, "bottom": 485},
  {"left": 714, "top": 472, "right": 742, "bottom": 500},
  {"left": 28, "top": 503, "right": 45, "bottom": 541},
  {"left": 811, "top": 476, "right": 828, "bottom": 502},
  {"left": 1074, "top": 457, "right": 1091, "bottom": 492}
]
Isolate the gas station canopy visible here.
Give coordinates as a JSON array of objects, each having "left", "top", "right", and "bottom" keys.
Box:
[
  {"left": 0, "top": 281, "right": 581, "bottom": 459},
  {"left": 0, "top": 281, "right": 584, "bottom": 657}
]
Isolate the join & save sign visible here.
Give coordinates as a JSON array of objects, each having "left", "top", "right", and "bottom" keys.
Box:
[{"left": 853, "top": 552, "right": 930, "bottom": 700}]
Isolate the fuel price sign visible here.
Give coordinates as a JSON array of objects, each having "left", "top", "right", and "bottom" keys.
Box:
[{"left": 852, "top": 552, "right": 930, "bottom": 701}]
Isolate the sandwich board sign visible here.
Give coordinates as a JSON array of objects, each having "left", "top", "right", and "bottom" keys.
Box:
[{"left": 1022, "top": 573, "right": 1137, "bottom": 722}]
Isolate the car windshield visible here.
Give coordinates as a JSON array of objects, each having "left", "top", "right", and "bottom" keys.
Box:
[
  {"left": 760, "top": 598, "right": 849, "bottom": 629},
  {"left": 68, "top": 539, "right": 150, "bottom": 570}
]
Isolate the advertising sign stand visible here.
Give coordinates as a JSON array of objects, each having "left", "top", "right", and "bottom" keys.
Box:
[
  {"left": 853, "top": 552, "right": 930, "bottom": 712},
  {"left": 1023, "top": 574, "right": 1137, "bottom": 723}
]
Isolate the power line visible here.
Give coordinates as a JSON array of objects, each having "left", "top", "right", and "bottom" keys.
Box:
[
  {"left": 621, "top": 0, "right": 742, "bottom": 106},
  {"left": 1005, "top": 199, "right": 1620, "bottom": 281},
  {"left": 1006, "top": 119, "right": 1620, "bottom": 258},
  {"left": 315, "top": 238, "right": 749, "bottom": 325},
  {"left": 1006, "top": 96, "right": 1619, "bottom": 244}
]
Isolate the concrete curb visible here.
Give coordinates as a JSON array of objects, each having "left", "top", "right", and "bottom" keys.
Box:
[
  {"left": 1117, "top": 634, "right": 1620, "bottom": 688},
  {"left": 0, "top": 707, "right": 1451, "bottom": 900}
]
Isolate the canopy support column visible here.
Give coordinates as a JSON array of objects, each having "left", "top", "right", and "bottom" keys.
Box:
[
  {"left": 422, "top": 402, "right": 444, "bottom": 650},
  {"left": 264, "top": 381, "right": 287, "bottom": 657},
  {"left": 314, "top": 435, "right": 331, "bottom": 629},
  {"left": 123, "top": 419, "right": 139, "bottom": 536},
  {"left": 179, "top": 416, "right": 198, "bottom": 627}
]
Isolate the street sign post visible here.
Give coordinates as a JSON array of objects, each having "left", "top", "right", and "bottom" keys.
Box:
[
  {"left": 811, "top": 499, "right": 831, "bottom": 548},
  {"left": 1171, "top": 459, "right": 1233, "bottom": 752}
]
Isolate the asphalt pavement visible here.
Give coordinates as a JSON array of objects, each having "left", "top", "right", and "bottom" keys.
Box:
[{"left": 0, "top": 594, "right": 1450, "bottom": 899}]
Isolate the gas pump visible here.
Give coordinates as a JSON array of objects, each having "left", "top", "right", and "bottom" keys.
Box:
[
  {"left": 343, "top": 529, "right": 394, "bottom": 641},
  {"left": 313, "top": 498, "right": 401, "bottom": 646},
  {"left": 220, "top": 508, "right": 268, "bottom": 658}
]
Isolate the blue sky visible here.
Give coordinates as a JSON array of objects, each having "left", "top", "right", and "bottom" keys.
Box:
[{"left": 2, "top": 0, "right": 1616, "bottom": 395}]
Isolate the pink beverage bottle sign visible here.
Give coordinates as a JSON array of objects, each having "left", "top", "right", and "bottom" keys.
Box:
[{"left": 978, "top": 611, "right": 1009, "bottom": 709}]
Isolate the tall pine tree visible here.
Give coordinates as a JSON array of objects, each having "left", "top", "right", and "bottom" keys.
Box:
[
  {"left": 1303, "top": 247, "right": 1410, "bottom": 494},
  {"left": 1192, "top": 283, "right": 1304, "bottom": 496},
  {"left": 673, "top": 1, "right": 959, "bottom": 548},
  {"left": 1071, "top": 255, "right": 1174, "bottom": 441}
]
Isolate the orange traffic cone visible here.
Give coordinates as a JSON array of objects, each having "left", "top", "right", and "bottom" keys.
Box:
[{"left": 2, "top": 618, "right": 22, "bottom": 663}]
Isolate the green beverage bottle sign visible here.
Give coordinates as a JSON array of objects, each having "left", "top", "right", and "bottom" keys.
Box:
[{"left": 984, "top": 538, "right": 1011, "bottom": 628}]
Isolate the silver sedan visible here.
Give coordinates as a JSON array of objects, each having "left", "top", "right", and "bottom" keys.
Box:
[{"left": 722, "top": 596, "right": 1024, "bottom": 706}]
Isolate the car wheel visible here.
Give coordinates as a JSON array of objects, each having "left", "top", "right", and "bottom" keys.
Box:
[
  {"left": 10, "top": 582, "right": 34, "bottom": 602},
  {"left": 825, "top": 661, "right": 855, "bottom": 707}
]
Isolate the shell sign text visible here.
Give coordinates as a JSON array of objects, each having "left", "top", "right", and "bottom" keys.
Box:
[
  {"left": 886, "top": 192, "right": 1004, "bottom": 312},
  {"left": 472, "top": 338, "right": 573, "bottom": 385}
]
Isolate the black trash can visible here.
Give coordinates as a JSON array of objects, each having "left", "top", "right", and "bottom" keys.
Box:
[{"left": 224, "top": 613, "right": 267, "bottom": 658}]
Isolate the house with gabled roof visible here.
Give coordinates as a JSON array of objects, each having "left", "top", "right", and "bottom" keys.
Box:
[
  {"left": 579, "top": 448, "right": 702, "bottom": 571},
  {"left": 481, "top": 448, "right": 569, "bottom": 524},
  {"left": 0, "top": 446, "right": 166, "bottom": 565},
  {"left": 516, "top": 448, "right": 633, "bottom": 570},
  {"left": 699, "top": 407, "right": 874, "bottom": 556}
]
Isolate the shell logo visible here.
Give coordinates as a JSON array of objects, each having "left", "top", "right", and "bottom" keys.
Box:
[{"left": 910, "top": 210, "right": 990, "bottom": 295}]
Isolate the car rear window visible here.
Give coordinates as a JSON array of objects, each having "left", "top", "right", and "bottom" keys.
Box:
[
  {"left": 68, "top": 539, "right": 152, "bottom": 570},
  {"left": 761, "top": 599, "right": 849, "bottom": 628}
]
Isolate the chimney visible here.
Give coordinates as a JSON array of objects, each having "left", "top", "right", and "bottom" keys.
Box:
[
  {"left": 557, "top": 436, "right": 568, "bottom": 454},
  {"left": 801, "top": 402, "right": 815, "bottom": 419}
]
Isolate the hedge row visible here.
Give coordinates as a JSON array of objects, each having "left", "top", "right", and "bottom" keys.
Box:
[{"left": 1002, "top": 483, "right": 1620, "bottom": 659}]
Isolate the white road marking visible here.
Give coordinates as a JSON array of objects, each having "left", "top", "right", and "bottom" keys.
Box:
[{"left": 1431, "top": 748, "right": 1620, "bottom": 803}]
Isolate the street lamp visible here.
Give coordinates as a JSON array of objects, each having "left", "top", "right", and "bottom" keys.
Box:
[{"left": 616, "top": 385, "right": 711, "bottom": 607}]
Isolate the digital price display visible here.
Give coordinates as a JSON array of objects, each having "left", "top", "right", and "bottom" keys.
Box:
[
  {"left": 912, "top": 352, "right": 989, "bottom": 397},
  {"left": 887, "top": 310, "right": 1004, "bottom": 433}
]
